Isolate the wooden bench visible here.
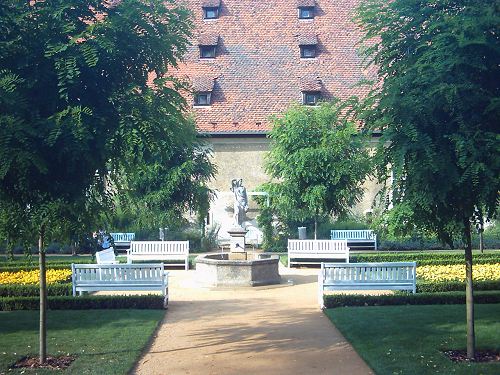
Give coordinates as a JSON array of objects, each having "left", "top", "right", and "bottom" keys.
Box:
[
  {"left": 95, "top": 248, "right": 119, "bottom": 264},
  {"left": 287, "top": 239, "right": 350, "bottom": 267},
  {"left": 128, "top": 241, "right": 189, "bottom": 270},
  {"left": 110, "top": 232, "right": 135, "bottom": 248},
  {"left": 317, "top": 262, "right": 416, "bottom": 307},
  {"left": 330, "top": 229, "right": 378, "bottom": 250},
  {"left": 71, "top": 263, "right": 169, "bottom": 307}
]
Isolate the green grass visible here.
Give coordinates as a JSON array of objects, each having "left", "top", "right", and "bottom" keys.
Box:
[
  {"left": 0, "top": 309, "right": 164, "bottom": 374},
  {"left": 325, "top": 304, "right": 500, "bottom": 375}
]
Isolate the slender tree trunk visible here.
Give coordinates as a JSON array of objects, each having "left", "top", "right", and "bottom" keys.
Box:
[
  {"left": 463, "top": 218, "right": 475, "bottom": 360},
  {"left": 39, "top": 225, "right": 47, "bottom": 364},
  {"left": 479, "top": 227, "right": 484, "bottom": 254},
  {"left": 314, "top": 218, "right": 317, "bottom": 240}
]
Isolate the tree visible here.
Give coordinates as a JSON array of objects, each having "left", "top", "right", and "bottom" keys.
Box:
[
  {"left": 0, "top": 0, "right": 197, "bottom": 364},
  {"left": 356, "top": 0, "right": 500, "bottom": 359},
  {"left": 264, "top": 100, "right": 371, "bottom": 239}
]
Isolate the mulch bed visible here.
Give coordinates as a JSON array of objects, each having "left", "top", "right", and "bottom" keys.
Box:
[
  {"left": 443, "top": 350, "right": 500, "bottom": 363},
  {"left": 11, "top": 355, "right": 76, "bottom": 370}
]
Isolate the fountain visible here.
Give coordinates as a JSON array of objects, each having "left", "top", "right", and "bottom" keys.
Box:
[{"left": 195, "top": 179, "right": 281, "bottom": 287}]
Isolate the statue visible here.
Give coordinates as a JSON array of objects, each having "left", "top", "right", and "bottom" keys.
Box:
[{"left": 230, "top": 178, "right": 248, "bottom": 227}]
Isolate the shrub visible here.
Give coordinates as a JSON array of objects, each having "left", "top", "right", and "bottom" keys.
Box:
[
  {"left": 0, "top": 295, "right": 165, "bottom": 311},
  {"left": 351, "top": 252, "right": 500, "bottom": 265},
  {"left": 417, "top": 280, "right": 500, "bottom": 293},
  {"left": 0, "top": 283, "right": 72, "bottom": 297},
  {"left": 323, "top": 290, "right": 500, "bottom": 309}
]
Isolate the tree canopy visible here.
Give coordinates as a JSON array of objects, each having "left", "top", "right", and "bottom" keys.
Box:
[
  {"left": 264, "top": 101, "right": 371, "bottom": 239},
  {"left": 356, "top": 0, "right": 500, "bottom": 358},
  {"left": 0, "top": 0, "right": 215, "bottom": 363}
]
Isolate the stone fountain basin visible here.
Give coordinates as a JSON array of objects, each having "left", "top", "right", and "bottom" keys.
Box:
[{"left": 195, "top": 252, "right": 281, "bottom": 287}]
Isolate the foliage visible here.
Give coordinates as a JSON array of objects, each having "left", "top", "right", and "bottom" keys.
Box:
[
  {"left": 0, "top": 283, "right": 72, "bottom": 297},
  {"left": 351, "top": 251, "right": 500, "bottom": 265},
  {"left": 418, "top": 263, "right": 500, "bottom": 282},
  {"left": 356, "top": 0, "right": 500, "bottom": 245},
  {"left": 323, "top": 291, "right": 500, "bottom": 309},
  {"left": 417, "top": 280, "right": 500, "bottom": 293},
  {"left": 326, "top": 304, "right": 500, "bottom": 375},
  {"left": 356, "top": 0, "right": 500, "bottom": 357},
  {"left": 262, "top": 100, "right": 371, "bottom": 241},
  {"left": 0, "top": 295, "right": 165, "bottom": 311},
  {"left": 0, "top": 269, "right": 71, "bottom": 284}
]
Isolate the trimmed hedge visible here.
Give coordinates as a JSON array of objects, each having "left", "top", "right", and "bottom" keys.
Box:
[
  {"left": 0, "top": 283, "right": 72, "bottom": 297},
  {"left": 0, "top": 264, "right": 74, "bottom": 272},
  {"left": 351, "top": 252, "right": 500, "bottom": 266},
  {"left": 417, "top": 280, "right": 500, "bottom": 293},
  {"left": 323, "top": 290, "right": 500, "bottom": 309},
  {"left": 0, "top": 295, "right": 165, "bottom": 311}
]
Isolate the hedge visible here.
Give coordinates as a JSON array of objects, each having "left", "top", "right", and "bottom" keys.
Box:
[
  {"left": 323, "top": 290, "right": 500, "bottom": 309},
  {"left": 0, "top": 264, "right": 74, "bottom": 272},
  {"left": 351, "top": 252, "right": 500, "bottom": 266},
  {"left": 417, "top": 280, "right": 500, "bottom": 293},
  {"left": 0, "top": 295, "right": 165, "bottom": 311},
  {"left": 0, "top": 283, "right": 72, "bottom": 297}
]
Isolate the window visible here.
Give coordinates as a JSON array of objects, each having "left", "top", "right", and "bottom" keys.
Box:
[
  {"left": 302, "top": 91, "right": 320, "bottom": 105},
  {"left": 298, "top": 7, "right": 314, "bottom": 19},
  {"left": 200, "top": 45, "right": 216, "bottom": 58},
  {"left": 194, "top": 92, "right": 212, "bottom": 106},
  {"left": 203, "top": 7, "right": 219, "bottom": 19},
  {"left": 300, "top": 45, "right": 316, "bottom": 58}
]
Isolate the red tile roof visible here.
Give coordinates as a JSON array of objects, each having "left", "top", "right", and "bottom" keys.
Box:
[
  {"left": 174, "top": 0, "right": 371, "bottom": 133},
  {"left": 297, "top": 33, "right": 318, "bottom": 45},
  {"left": 197, "top": 33, "right": 220, "bottom": 45},
  {"left": 202, "top": 0, "right": 221, "bottom": 7},
  {"left": 296, "top": 0, "right": 316, "bottom": 7}
]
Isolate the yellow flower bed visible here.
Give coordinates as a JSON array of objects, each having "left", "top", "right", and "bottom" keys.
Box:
[
  {"left": 0, "top": 269, "right": 72, "bottom": 285},
  {"left": 417, "top": 263, "right": 500, "bottom": 282}
]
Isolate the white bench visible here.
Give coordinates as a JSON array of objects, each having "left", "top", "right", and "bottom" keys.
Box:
[
  {"left": 287, "top": 240, "right": 349, "bottom": 267},
  {"left": 330, "top": 229, "right": 377, "bottom": 250},
  {"left": 317, "top": 262, "right": 417, "bottom": 307},
  {"left": 110, "top": 232, "right": 135, "bottom": 247},
  {"left": 128, "top": 241, "right": 189, "bottom": 270},
  {"left": 95, "top": 248, "right": 119, "bottom": 264},
  {"left": 71, "top": 263, "right": 169, "bottom": 307}
]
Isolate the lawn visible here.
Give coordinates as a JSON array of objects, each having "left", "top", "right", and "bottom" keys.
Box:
[
  {"left": 326, "top": 304, "right": 500, "bottom": 375},
  {"left": 0, "top": 309, "right": 164, "bottom": 374}
]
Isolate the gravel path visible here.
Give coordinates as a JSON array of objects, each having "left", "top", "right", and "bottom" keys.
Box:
[{"left": 132, "top": 266, "right": 374, "bottom": 375}]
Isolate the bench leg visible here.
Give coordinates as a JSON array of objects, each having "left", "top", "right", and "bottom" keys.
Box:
[{"left": 185, "top": 258, "right": 189, "bottom": 271}]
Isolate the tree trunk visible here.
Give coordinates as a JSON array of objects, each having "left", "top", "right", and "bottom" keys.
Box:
[
  {"left": 314, "top": 218, "right": 317, "bottom": 240},
  {"left": 463, "top": 218, "right": 475, "bottom": 360},
  {"left": 39, "top": 225, "right": 47, "bottom": 364},
  {"left": 479, "top": 227, "right": 484, "bottom": 254}
]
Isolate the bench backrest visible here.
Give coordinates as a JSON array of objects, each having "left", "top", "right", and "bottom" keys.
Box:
[
  {"left": 72, "top": 263, "right": 165, "bottom": 284},
  {"left": 111, "top": 232, "right": 135, "bottom": 242},
  {"left": 95, "top": 248, "right": 116, "bottom": 264},
  {"left": 288, "top": 239, "right": 348, "bottom": 253},
  {"left": 321, "top": 262, "right": 416, "bottom": 283},
  {"left": 330, "top": 230, "right": 375, "bottom": 240},
  {"left": 130, "top": 241, "right": 189, "bottom": 255}
]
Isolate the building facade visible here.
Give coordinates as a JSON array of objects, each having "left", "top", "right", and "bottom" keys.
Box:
[{"left": 174, "top": 0, "right": 378, "bottom": 240}]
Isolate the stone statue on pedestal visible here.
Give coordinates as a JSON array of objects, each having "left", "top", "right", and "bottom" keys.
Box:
[{"left": 230, "top": 178, "right": 248, "bottom": 228}]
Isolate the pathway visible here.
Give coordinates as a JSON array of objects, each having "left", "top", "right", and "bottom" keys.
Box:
[{"left": 132, "top": 265, "right": 373, "bottom": 375}]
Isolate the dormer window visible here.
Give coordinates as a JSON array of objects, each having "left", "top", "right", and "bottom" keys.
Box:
[
  {"left": 297, "top": 0, "right": 315, "bottom": 19},
  {"left": 200, "top": 45, "right": 216, "bottom": 58},
  {"left": 198, "top": 34, "right": 219, "bottom": 59},
  {"left": 298, "top": 7, "right": 314, "bottom": 19},
  {"left": 195, "top": 92, "right": 212, "bottom": 106},
  {"left": 204, "top": 7, "right": 219, "bottom": 19},
  {"left": 192, "top": 77, "right": 215, "bottom": 107},
  {"left": 300, "top": 45, "right": 316, "bottom": 58},
  {"left": 202, "top": 0, "right": 220, "bottom": 19},
  {"left": 302, "top": 91, "right": 320, "bottom": 105},
  {"left": 298, "top": 34, "right": 318, "bottom": 58}
]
